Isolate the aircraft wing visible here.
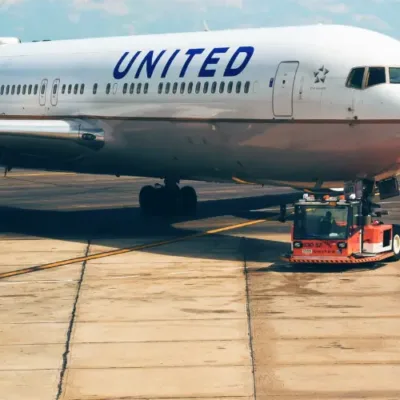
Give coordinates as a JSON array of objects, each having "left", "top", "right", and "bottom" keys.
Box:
[{"left": 0, "top": 118, "right": 105, "bottom": 169}]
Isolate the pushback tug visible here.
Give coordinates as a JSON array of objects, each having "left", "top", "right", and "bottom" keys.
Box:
[{"left": 281, "top": 180, "right": 400, "bottom": 264}]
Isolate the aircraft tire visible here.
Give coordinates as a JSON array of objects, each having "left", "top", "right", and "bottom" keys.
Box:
[
  {"left": 180, "top": 186, "right": 197, "bottom": 215},
  {"left": 139, "top": 185, "right": 156, "bottom": 215}
]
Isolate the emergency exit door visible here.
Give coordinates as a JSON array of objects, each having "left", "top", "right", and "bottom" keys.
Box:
[
  {"left": 272, "top": 61, "right": 299, "bottom": 117},
  {"left": 39, "top": 79, "right": 48, "bottom": 106},
  {"left": 50, "top": 79, "right": 60, "bottom": 106}
]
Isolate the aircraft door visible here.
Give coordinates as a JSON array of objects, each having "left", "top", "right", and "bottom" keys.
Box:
[
  {"left": 39, "top": 79, "right": 48, "bottom": 106},
  {"left": 273, "top": 61, "right": 299, "bottom": 117},
  {"left": 50, "top": 79, "right": 60, "bottom": 106}
]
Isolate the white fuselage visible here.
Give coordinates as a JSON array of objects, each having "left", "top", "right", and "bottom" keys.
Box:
[{"left": 0, "top": 24, "right": 400, "bottom": 190}]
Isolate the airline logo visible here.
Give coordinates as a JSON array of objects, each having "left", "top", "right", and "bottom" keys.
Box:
[
  {"left": 113, "top": 46, "right": 254, "bottom": 80},
  {"left": 314, "top": 65, "right": 329, "bottom": 83}
]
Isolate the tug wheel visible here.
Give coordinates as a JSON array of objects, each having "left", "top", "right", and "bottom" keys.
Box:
[{"left": 390, "top": 233, "right": 400, "bottom": 261}]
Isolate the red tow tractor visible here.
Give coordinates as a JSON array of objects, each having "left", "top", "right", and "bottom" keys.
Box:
[{"left": 281, "top": 181, "right": 400, "bottom": 264}]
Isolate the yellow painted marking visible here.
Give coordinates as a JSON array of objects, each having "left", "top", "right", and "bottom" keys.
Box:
[
  {"left": 231, "top": 176, "right": 254, "bottom": 185},
  {"left": 0, "top": 217, "right": 271, "bottom": 280},
  {"left": 8, "top": 172, "right": 76, "bottom": 177}
]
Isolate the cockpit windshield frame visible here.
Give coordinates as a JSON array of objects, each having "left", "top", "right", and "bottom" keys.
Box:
[
  {"left": 345, "top": 66, "right": 396, "bottom": 90},
  {"left": 389, "top": 67, "right": 400, "bottom": 84}
]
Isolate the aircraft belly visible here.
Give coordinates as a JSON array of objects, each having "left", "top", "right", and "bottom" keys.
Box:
[
  {"left": 96, "top": 119, "right": 400, "bottom": 185},
  {"left": 0, "top": 118, "right": 399, "bottom": 189}
]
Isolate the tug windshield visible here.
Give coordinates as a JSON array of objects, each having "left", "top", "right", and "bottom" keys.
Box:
[
  {"left": 293, "top": 205, "right": 350, "bottom": 240},
  {"left": 389, "top": 67, "right": 400, "bottom": 83}
]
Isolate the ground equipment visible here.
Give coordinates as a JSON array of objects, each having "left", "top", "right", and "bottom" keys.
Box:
[{"left": 281, "top": 191, "right": 400, "bottom": 264}]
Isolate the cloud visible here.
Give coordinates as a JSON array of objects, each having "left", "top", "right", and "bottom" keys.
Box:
[
  {"left": 68, "top": 13, "right": 81, "bottom": 23},
  {"left": 173, "top": 0, "right": 243, "bottom": 7},
  {"left": 0, "top": 0, "right": 24, "bottom": 4},
  {"left": 0, "top": 0, "right": 25, "bottom": 10},
  {"left": 296, "top": 0, "right": 349, "bottom": 13},
  {"left": 70, "top": 0, "right": 243, "bottom": 17},
  {"left": 72, "top": 0, "right": 130, "bottom": 16},
  {"left": 353, "top": 14, "right": 391, "bottom": 30}
]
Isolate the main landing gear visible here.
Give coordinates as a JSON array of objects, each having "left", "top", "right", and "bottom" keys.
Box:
[{"left": 139, "top": 179, "right": 197, "bottom": 216}]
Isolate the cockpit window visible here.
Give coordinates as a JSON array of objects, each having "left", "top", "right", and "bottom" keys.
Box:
[
  {"left": 389, "top": 67, "right": 400, "bottom": 84},
  {"left": 346, "top": 67, "right": 365, "bottom": 89},
  {"left": 366, "top": 67, "right": 386, "bottom": 88}
]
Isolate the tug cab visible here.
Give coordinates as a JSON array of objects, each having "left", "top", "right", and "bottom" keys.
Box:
[{"left": 282, "top": 193, "right": 400, "bottom": 264}]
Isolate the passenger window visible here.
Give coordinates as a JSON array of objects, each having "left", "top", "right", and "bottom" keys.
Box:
[
  {"left": 123, "top": 83, "right": 128, "bottom": 94},
  {"left": 227, "top": 81, "right": 233, "bottom": 93},
  {"left": 188, "top": 82, "right": 193, "bottom": 94},
  {"left": 195, "top": 82, "right": 201, "bottom": 94},
  {"left": 53, "top": 84, "right": 58, "bottom": 95},
  {"left": 158, "top": 83, "right": 163, "bottom": 94},
  {"left": 17, "top": 85, "right": 21, "bottom": 95},
  {"left": 34, "top": 84, "right": 38, "bottom": 95},
  {"left": 180, "top": 82, "right": 185, "bottom": 94},
  {"left": 236, "top": 81, "right": 241, "bottom": 93},
  {"left": 11, "top": 85, "right": 15, "bottom": 95},
  {"left": 219, "top": 81, "right": 225, "bottom": 93},
  {"left": 106, "top": 83, "right": 111, "bottom": 94},
  {"left": 346, "top": 67, "right": 365, "bottom": 89},
  {"left": 366, "top": 67, "right": 386, "bottom": 88},
  {"left": 244, "top": 81, "right": 250, "bottom": 94},
  {"left": 165, "top": 82, "right": 170, "bottom": 94},
  {"left": 68, "top": 84, "right": 72, "bottom": 94},
  {"left": 28, "top": 85, "right": 32, "bottom": 95},
  {"left": 0, "top": 85, "right": 3, "bottom": 95},
  {"left": 144, "top": 83, "right": 149, "bottom": 94},
  {"left": 6, "top": 85, "right": 10, "bottom": 95},
  {"left": 203, "top": 82, "right": 209, "bottom": 94},
  {"left": 211, "top": 82, "right": 217, "bottom": 94},
  {"left": 172, "top": 82, "right": 178, "bottom": 94},
  {"left": 137, "top": 83, "right": 142, "bottom": 94},
  {"left": 74, "top": 84, "right": 78, "bottom": 94},
  {"left": 80, "top": 84, "right": 85, "bottom": 94},
  {"left": 22, "top": 85, "right": 26, "bottom": 95},
  {"left": 130, "top": 83, "right": 135, "bottom": 94},
  {"left": 62, "top": 84, "right": 66, "bottom": 94},
  {"left": 93, "top": 83, "right": 98, "bottom": 94},
  {"left": 41, "top": 84, "right": 46, "bottom": 95}
]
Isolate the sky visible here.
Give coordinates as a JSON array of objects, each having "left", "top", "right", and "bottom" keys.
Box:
[{"left": 0, "top": 0, "right": 399, "bottom": 42}]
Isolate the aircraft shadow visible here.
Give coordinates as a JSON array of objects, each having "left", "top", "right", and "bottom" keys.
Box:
[{"left": 0, "top": 192, "right": 301, "bottom": 264}]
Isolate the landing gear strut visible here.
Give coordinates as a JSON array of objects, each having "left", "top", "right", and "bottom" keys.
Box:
[
  {"left": 139, "top": 179, "right": 197, "bottom": 216},
  {"left": 278, "top": 204, "right": 287, "bottom": 223},
  {"left": 345, "top": 177, "right": 398, "bottom": 217}
]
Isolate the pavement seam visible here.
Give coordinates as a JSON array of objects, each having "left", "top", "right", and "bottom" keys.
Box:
[
  {"left": 242, "top": 236, "right": 257, "bottom": 400},
  {"left": 55, "top": 239, "right": 91, "bottom": 400}
]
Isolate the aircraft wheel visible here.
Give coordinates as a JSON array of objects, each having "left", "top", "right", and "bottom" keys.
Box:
[
  {"left": 139, "top": 185, "right": 156, "bottom": 215},
  {"left": 180, "top": 186, "right": 197, "bottom": 215}
]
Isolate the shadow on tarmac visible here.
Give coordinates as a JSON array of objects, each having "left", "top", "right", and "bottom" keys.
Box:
[
  {"left": 0, "top": 192, "right": 302, "bottom": 263},
  {"left": 256, "top": 261, "right": 388, "bottom": 274}
]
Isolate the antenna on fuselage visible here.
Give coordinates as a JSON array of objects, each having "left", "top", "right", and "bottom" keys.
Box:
[{"left": 203, "top": 20, "right": 210, "bottom": 31}]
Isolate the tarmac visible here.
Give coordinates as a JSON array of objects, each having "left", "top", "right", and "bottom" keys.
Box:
[{"left": 1, "top": 170, "right": 400, "bottom": 400}]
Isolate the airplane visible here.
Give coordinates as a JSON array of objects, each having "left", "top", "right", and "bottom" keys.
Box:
[{"left": 0, "top": 24, "right": 399, "bottom": 217}]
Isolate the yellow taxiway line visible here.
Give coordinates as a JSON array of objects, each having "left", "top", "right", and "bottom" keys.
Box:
[
  {"left": 0, "top": 217, "right": 275, "bottom": 280},
  {"left": 7, "top": 172, "right": 76, "bottom": 177}
]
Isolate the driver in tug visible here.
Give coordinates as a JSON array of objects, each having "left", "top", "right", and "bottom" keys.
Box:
[{"left": 319, "top": 211, "right": 338, "bottom": 235}]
